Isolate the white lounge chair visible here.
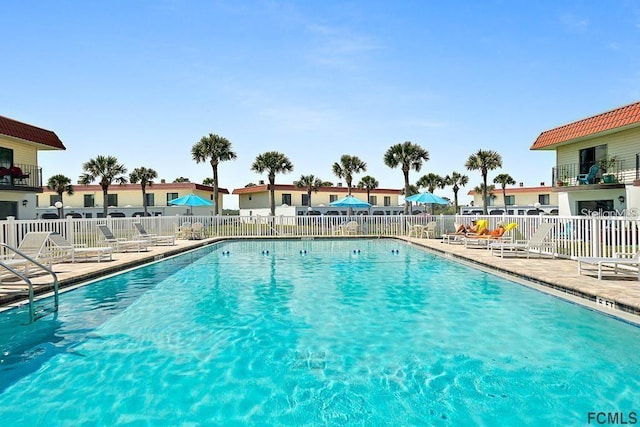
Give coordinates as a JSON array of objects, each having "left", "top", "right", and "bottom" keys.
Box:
[
  {"left": 0, "top": 232, "right": 52, "bottom": 278},
  {"left": 133, "top": 223, "right": 175, "bottom": 246},
  {"left": 464, "top": 222, "right": 518, "bottom": 249},
  {"left": 96, "top": 225, "right": 150, "bottom": 253},
  {"left": 48, "top": 233, "right": 113, "bottom": 263},
  {"left": 489, "top": 222, "right": 556, "bottom": 258},
  {"left": 577, "top": 251, "right": 640, "bottom": 280}
]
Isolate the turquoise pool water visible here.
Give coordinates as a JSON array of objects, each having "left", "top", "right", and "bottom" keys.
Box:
[{"left": 1, "top": 239, "right": 639, "bottom": 425}]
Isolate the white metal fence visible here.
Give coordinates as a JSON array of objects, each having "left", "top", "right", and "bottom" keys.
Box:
[{"left": 1, "top": 214, "right": 638, "bottom": 260}]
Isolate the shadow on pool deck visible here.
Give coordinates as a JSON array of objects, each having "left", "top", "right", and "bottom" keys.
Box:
[{"left": 2, "top": 235, "right": 640, "bottom": 322}]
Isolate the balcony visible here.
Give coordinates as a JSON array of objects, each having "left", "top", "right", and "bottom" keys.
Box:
[
  {"left": 551, "top": 158, "right": 633, "bottom": 191},
  {"left": 0, "top": 163, "right": 43, "bottom": 192}
]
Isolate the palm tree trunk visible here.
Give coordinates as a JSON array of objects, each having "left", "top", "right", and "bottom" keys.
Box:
[
  {"left": 502, "top": 186, "right": 507, "bottom": 212},
  {"left": 212, "top": 163, "right": 219, "bottom": 215},
  {"left": 347, "top": 182, "right": 353, "bottom": 216},
  {"left": 482, "top": 173, "right": 488, "bottom": 215},
  {"left": 403, "top": 169, "right": 410, "bottom": 214},
  {"left": 142, "top": 185, "right": 148, "bottom": 215},
  {"left": 269, "top": 180, "right": 275, "bottom": 216},
  {"left": 453, "top": 185, "right": 459, "bottom": 215},
  {"left": 102, "top": 187, "right": 109, "bottom": 218}
]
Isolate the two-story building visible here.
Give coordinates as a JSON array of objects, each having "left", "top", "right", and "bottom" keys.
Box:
[
  {"left": 464, "top": 185, "right": 558, "bottom": 215},
  {"left": 531, "top": 101, "right": 640, "bottom": 216},
  {"left": 232, "top": 183, "right": 403, "bottom": 216},
  {"left": 0, "top": 115, "right": 66, "bottom": 219},
  {"left": 38, "top": 182, "right": 228, "bottom": 218}
]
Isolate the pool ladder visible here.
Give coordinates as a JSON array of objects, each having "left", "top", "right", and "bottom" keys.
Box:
[{"left": 0, "top": 243, "right": 59, "bottom": 323}]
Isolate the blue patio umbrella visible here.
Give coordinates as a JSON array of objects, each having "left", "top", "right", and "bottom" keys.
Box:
[
  {"left": 405, "top": 192, "right": 448, "bottom": 205},
  {"left": 329, "top": 195, "right": 372, "bottom": 208},
  {"left": 168, "top": 193, "right": 214, "bottom": 212},
  {"left": 406, "top": 191, "right": 448, "bottom": 215}
]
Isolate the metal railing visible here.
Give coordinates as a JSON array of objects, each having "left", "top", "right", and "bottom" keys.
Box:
[
  {"left": 0, "top": 162, "right": 42, "bottom": 189},
  {"left": 0, "top": 243, "right": 59, "bottom": 323},
  {"left": 552, "top": 159, "right": 628, "bottom": 188}
]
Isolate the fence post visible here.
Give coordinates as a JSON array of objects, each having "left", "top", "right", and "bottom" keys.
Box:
[
  {"left": 6, "top": 216, "right": 16, "bottom": 247},
  {"left": 591, "top": 216, "right": 600, "bottom": 257},
  {"left": 66, "top": 216, "right": 75, "bottom": 244}
]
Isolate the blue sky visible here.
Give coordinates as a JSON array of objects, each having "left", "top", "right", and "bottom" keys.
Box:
[{"left": 2, "top": 1, "right": 639, "bottom": 208}]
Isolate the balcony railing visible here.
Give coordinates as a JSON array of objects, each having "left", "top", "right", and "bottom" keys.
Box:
[
  {"left": 0, "top": 163, "right": 43, "bottom": 190},
  {"left": 552, "top": 159, "right": 630, "bottom": 188}
]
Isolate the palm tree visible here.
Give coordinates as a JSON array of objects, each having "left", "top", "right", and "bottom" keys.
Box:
[
  {"left": 416, "top": 173, "right": 446, "bottom": 214},
  {"left": 251, "top": 151, "right": 294, "bottom": 215},
  {"left": 79, "top": 155, "right": 128, "bottom": 218},
  {"left": 383, "top": 141, "right": 430, "bottom": 214},
  {"left": 173, "top": 177, "right": 190, "bottom": 182},
  {"left": 293, "top": 175, "right": 330, "bottom": 207},
  {"left": 493, "top": 173, "right": 516, "bottom": 212},
  {"left": 192, "top": 133, "right": 237, "bottom": 215},
  {"left": 129, "top": 167, "right": 158, "bottom": 216},
  {"left": 474, "top": 184, "right": 496, "bottom": 211},
  {"left": 444, "top": 172, "right": 469, "bottom": 214},
  {"left": 465, "top": 149, "right": 503, "bottom": 214},
  {"left": 332, "top": 154, "right": 367, "bottom": 195},
  {"left": 404, "top": 184, "right": 419, "bottom": 197},
  {"left": 202, "top": 177, "right": 214, "bottom": 186},
  {"left": 357, "top": 175, "right": 379, "bottom": 204},
  {"left": 416, "top": 173, "right": 445, "bottom": 193},
  {"left": 46, "top": 174, "right": 74, "bottom": 218},
  {"left": 332, "top": 154, "right": 367, "bottom": 215}
]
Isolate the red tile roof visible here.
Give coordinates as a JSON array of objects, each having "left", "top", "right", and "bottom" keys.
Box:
[
  {"left": 232, "top": 184, "right": 402, "bottom": 195},
  {"left": 468, "top": 186, "right": 552, "bottom": 195},
  {"left": 531, "top": 101, "right": 640, "bottom": 150},
  {"left": 42, "top": 183, "right": 229, "bottom": 193},
  {"left": 0, "top": 115, "right": 66, "bottom": 150}
]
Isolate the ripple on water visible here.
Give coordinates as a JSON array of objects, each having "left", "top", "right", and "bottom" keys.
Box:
[{"left": 0, "top": 239, "right": 639, "bottom": 425}]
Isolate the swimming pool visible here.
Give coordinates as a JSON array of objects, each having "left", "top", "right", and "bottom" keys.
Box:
[{"left": 1, "top": 238, "right": 639, "bottom": 425}]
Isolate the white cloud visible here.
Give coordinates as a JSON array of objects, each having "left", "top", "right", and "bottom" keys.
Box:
[
  {"left": 559, "top": 13, "right": 590, "bottom": 33},
  {"left": 304, "top": 23, "right": 382, "bottom": 68}
]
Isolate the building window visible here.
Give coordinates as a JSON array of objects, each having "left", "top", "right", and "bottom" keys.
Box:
[
  {"left": 49, "top": 195, "right": 61, "bottom": 205},
  {"left": 167, "top": 193, "right": 178, "bottom": 205},
  {"left": 84, "top": 194, "right": 95, "bottom": 207},
  {"left": 577, "top": 200, "right": 614, "bottom": 216},
  {"left": 384, "top": 196, "right": 390, "bottom": 206},
  {"left": 329, "top": 195, "right": 338, "bottom": 202},
  {"left": 282, "top": 194, "right": 291, "bottom": 205},
  {"left": 145, "top": 193, "right": 155, "bottom": 207},
  {"left": 538, "top": 194, "right": 550, "bottom": 205},
  {"left": 0, "top": 147, "right": 13, "bottom": 185},
  {"left": 107, "top": 194, "right": 118, "bottom": 207},
  {"left": 505, "top": 195, "right": 515, "bottom": 206},
  {"left": 369, "top": 195, "right": 377, "bottom": 205},
  {"left": 579, "top": 144, "right": 607, "bottom": 175},
  {"left": 0, "top": 201, "right": 18, "bottom": 220},
  {"left": 301, "top": 194, "right": 309, "bottom": 206}
]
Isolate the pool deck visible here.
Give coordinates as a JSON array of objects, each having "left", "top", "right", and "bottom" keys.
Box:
[{"left": 2, "top": 235, "right": 640, "bottom": 322}]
